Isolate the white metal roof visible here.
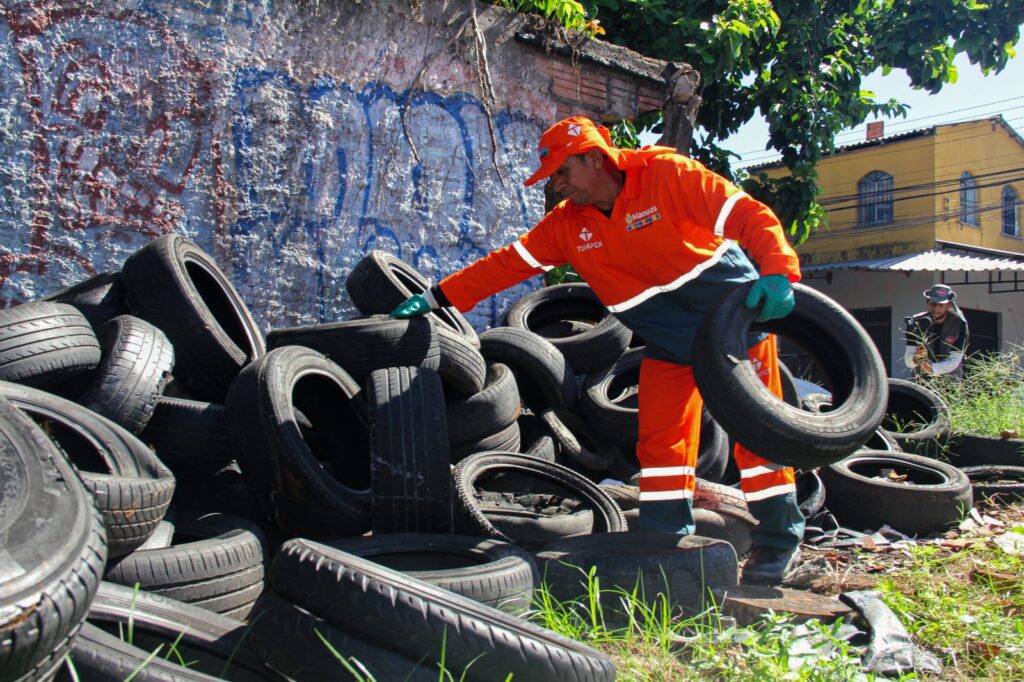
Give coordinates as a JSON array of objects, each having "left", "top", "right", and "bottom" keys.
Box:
[{"left": 801, "top": 243, "right": 1024, "bottom": 273}]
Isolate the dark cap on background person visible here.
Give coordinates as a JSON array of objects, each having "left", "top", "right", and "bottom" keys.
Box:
[{"left": 923, "top": 284, "right": 956, "bottom": 303}]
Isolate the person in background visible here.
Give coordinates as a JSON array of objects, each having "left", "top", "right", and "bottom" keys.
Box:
[
  {"left": 904, "top": 284, "right": 969, "bottom": 380},
  {"left": 390, "top": 116, "right": 805, "bottom": 584}
]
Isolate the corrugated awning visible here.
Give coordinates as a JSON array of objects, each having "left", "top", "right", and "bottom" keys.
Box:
[{"left": 801, "top": 244, "right": 1024, "bottom": 273}]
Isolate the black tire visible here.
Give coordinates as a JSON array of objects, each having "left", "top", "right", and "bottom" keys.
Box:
[
  {"left": 947, "top": 432, "right": 1024, "bottom": 467},
  {"left": 445, "top": 362, "right": 521, "bottom": 445},
  {"left": 505, "top": 283, "right": 631, "bottom": 374},
  {"left": 139, "top": 397, "right": 234, "bottom": 475},
  {"left": 692, "top": 508, "right": 754, "bottom": 556},
  {"left": 697, "top": 408, "right": 730, "bottom": 483},
  {"left": 795, "top": 469, "right": 827, "bottom": 518},
  {"left": 367, "top": 366, "right": 452, "bottom": 534},
  {"left": 693, "top": 478, "right": 756, "bottom": 522},
  {"left": 57, "top": 622, "right": 222, "bottom": 681},
  {"left": 579, "top": 347, "right": 642, "bottom": 448},
  {"left": 960, "top": 465, "right": 1024, "bottom": 504},
  {"left": 265, "top": 315, "right": 440, "bottom": 386},
  {"left": 538, "top": 407, "right": 616, "bottom": 471},
  {"left": 518, "top": 411, "right": 558, "bottom": 462},
  {"left": 453, "top": 451, "right": 627, "bottom": 547},
  {"left": 324, "top": 533, "right": 540, "bottom": 614},
  {"left": 860, "top": 426, "right": 903, "bottom": 453},
  {"left": 225, "top": 345, "right": 372, "bottom": 536},
  {"left": 0, "top": 394, "right": 107, "bottom": 682},
  {"left": 693, "top": 283, "right": 888, "bottom": 468},
  {"left": 535, "top": 531, "right": 738, "bottom": 620},
  {"left": 248, "top": 591, "right": 437, "bottom": 682},
  {"left": 0, "top": 301, "right": 101, "bottom": 389},
  {"left": 121, "top": 234, "right": 265, "bottom": 402},
  {"left": 819, "top": 450, "right": 973, "bottom": 535},
  {"left": 448, "top": 420, "right": 522, "bottom": 464},
  {"left": 0, "top": 381, "right": 175, "bottom": 559},
  {"left": 86, "top": 582, "right": 278, "bottom": 680},
  {"left": 777, "top": 360, "right": 801, "bottom": 407},
  {"left": 436, "top": 323, "right": 487, "bottom": 396},
  {"left": 345, "top": 250, "right": 479, "bottom": 346},
  {"left": 43, "top": 271, "right": 130, "bottom": 331},
  {"left": 76, "top": 315, "right": 175, "bottom": 434},
  {"left": 268, "top": 538, "right": 617, "bottom": 682},
  {"left": 881, "top": 378, "right": 951, "bottom": 457},
  {"left": 104, "top": 511, "right": 267, "bottom": 621},
  {"left": 479, "top": 326, "right": 578, "bottom": 411},
  {"left": 172, "top": 461, "right": 265, "bottom": 524}
]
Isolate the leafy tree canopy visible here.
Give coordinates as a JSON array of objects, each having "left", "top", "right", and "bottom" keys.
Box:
[{"left": 495, "top": 0, "right": 1024, "bottom": 243}]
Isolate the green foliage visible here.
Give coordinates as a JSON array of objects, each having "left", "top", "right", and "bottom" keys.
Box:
[
  {"left": 878, "top": 538, "right": 1024, "bottom": 679},
  {"left": 495, "top": 0, "right": 1024, "bottom": 243},
  {"left": 919, "top": 348, "right": 1024, "bottom": 438}
]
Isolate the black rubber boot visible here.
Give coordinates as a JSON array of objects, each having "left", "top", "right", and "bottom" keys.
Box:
[
  {"left": 743, "top": 492, "right": 805, "bottom": 584},
  {"left": 742, "top": 545, "right": 801, "bottom": 585}
]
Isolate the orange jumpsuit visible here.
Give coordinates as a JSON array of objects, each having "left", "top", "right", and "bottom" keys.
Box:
[{"left": 440, "top": 147, "right": 804, "bottom": 547}]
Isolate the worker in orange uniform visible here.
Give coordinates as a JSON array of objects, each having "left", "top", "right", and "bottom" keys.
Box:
[{"left": 391, "top": 116, "right": 804, "bottom": 584}]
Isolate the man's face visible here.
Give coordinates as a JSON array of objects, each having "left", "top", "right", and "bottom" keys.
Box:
[
  {"left": 549, "top": 152, "right": 602, "bottom": 206},
  {"left": 927, "top": 300, "right": 950, "bottom": 321}
]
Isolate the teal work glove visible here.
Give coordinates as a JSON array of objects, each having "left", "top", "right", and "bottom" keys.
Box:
[
  {"left": 744, "top": 274, "right": 795, "bottom": 322},
  {"left": 389, "top": 291, "right": 437, "bottom": 318}
]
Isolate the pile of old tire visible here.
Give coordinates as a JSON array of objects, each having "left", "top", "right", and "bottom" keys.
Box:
[{"left": 0, "top": 241, "right": 747, "bottom": 681}]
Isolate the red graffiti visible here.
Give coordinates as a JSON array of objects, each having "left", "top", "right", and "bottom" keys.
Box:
[{"left": 0, "top": 1, "right": 216, "bottom": 297}]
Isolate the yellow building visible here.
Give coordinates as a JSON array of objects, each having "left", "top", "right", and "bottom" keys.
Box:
[{"left": 752, "top": 116, "right": 1024, "bottom": 378}]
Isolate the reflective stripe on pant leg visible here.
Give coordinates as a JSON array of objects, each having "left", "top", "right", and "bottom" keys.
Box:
[
  {"left": 733, "top": 336, "right": 803, "bottom": 550},
  {"left": 636, "top": 357, "right": 699, "bottom": 534}
]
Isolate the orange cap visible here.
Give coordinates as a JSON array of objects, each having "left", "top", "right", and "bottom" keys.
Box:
[{"left": 523, "top": 116, "right": 619, "bottom": 187}]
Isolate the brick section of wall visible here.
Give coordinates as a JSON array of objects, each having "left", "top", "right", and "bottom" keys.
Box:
[{"left": 537, "top": 54, "right": 665, "bottom": 123}]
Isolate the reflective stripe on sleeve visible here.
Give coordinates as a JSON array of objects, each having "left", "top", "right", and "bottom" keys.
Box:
[
  {"left": 512, "top": 240, "right": 554, "bottom": 272},
  {"left": 714, "top": 191, "right": 746, "bottom": 237},
  {"left": 606, "top": 240, "right": 733, "bottom": 313},
  {"left": 743, "top": 483, "right": 797, "bottom": 502}
]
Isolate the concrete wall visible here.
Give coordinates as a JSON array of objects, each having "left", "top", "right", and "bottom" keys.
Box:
[{"left": 0, "top": 0, "right": 665, "bottom": 333}]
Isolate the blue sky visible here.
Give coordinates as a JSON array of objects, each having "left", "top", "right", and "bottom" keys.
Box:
[{"left": 643, "top": 45, "right": 1024, "bottom": 168}]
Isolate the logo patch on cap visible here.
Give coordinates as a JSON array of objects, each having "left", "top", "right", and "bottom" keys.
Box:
[
  {"left": 567, "top": 123, "right": 582, "bottom": 137},
  {"left": 539, "top": 147, "right": 550, "bottom": 158}
]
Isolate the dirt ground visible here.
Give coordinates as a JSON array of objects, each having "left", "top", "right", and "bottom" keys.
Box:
[{"left": 785, "top": 498, "right": 1024, "bottom": 596}]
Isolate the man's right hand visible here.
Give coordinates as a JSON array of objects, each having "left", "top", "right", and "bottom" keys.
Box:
[{"left": 389, "top": 293, "right": 435, "bottom": 318}]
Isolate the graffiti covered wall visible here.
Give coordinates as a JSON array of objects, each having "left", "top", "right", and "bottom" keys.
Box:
[{"left": 0, "top": 0, "right": 660, "bottom": 331}]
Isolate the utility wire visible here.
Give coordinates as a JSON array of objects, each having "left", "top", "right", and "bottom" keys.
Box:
[{"left": 738, "top": 115, "right": 1024, "bottom": 169}]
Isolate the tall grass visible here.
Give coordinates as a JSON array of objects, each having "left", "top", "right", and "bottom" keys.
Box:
[{"left": 922, "top": 349, "right": 1024, "bottom": 438}]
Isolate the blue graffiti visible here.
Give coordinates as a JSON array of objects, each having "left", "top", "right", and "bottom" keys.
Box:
[{"left": 228, "top": 68, "right": 547, "bottom": 327}]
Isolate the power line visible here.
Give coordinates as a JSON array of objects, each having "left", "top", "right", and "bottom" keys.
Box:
[
  {"left": 738, "top": 115, "right": 1024, "bottom": 170},
  {"left": 819, "top": 166, "right": 1024, "bottom": 208},
  {"left": 818, "top": 199, "right": 1018, "bottom": 234},
  {"left": 821, "top": 174, "right": 1024, "bottom": 215},
  {"left": 733, "top": 95, "right": 1024, "bottom": 157}
]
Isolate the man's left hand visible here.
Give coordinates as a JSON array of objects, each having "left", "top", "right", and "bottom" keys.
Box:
[{"left": 745, "top": 274, "right": 795, "bottom": 322}]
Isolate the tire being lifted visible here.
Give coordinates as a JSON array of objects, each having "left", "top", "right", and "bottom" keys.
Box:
[{"left": 693, "top": 282, "right": 887, "bottom": 468}]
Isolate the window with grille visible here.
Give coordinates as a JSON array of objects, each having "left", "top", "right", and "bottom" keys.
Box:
[
  {"left": 1003, "top": 185, "right": 1020, "bottom": 237},
  {"left": 857, "top": 171, "right": 893, "bottom": 227},
  {"left": 960, "top": 172, "right": 979, "bottom": 226}
]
